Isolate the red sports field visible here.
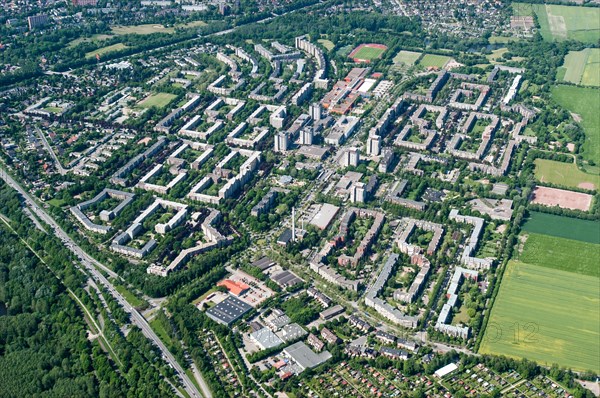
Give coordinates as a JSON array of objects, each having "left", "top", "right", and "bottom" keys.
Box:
[
  {"left": 349, "top": 43, "right": 388, "bottom": 63},
  {"left": 530, "top": 186, "right": 593, "bottom": 211}
]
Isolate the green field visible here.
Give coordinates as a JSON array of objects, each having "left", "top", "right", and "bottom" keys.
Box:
[
  {"left": 114, "top": 285, "right": 147, "bottom": 308},
  {"left": 515, "top": 3, "right": 600, "bottom": 43},
  {"left": 85, "top": 43, "right": 128, "bottom": 59},
  {"left": 351, "top": 45, "right": 386, "bottom": 61},
  {"left": 111, "top": 24, "right": 175, "bottom": 35},
  {"left": 137, "top": 93, "right": 177, "bottom": 109},
  {"left": 558, "top": 48, "right": 600, "bottom": 87},
  {"left": 552, "top": 85, "right": 600, "bottom": 163},
  {"left": 317, "top": 39, "right": 335, "bottom": 51},
  {"left": 69, "top": 34, "right": 114, "bottom": 48},
  {"left": 518, "top": 232, "right": 600, "bottom": 277},
  {"left": 393, "top": 50, "right": 422, "bottom": 66},
  {"left": 480, "top": 260, "right": 600, "bottom": 373},
  {"left": 418, "top": 54, "right": 451, "bottom": 68},
  {"left": 534, "top": 158, "right": 599, "bottom": 190},
  {"left": 522, "top": 212, "right": 600, "bottom": 244}
]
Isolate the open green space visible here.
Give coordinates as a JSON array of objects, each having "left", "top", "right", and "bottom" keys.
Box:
[
  {"left": 352, "top": 45, "right": 386, "bottom": 61},
  {"left": 486, "top": 48, "right": 508, "bottom": 63},
  {"left": 114, "top": 284, "right": 147, "bottom": 308},
  {"left": 480, "top": 260, "right": 600, "bottom": 373},
  {"left": 317, "top": 39, "right": 335, "bottom": 51},
  {"left": 418, "top": 54, "right": 451, "bottom": 68},
  {"left": 85, "top": 43, "right": 128, "bottom": 59},
  {"left": 137, "top": 92, "right": 177, "bottom": 109},
  {"left": 68, "top": 34, "right": 114, "bottom": 48},
  {"left": 551, "top": 85, "right": 600, "bottom": 163},
  {"left": 534, "top": 158, "right": 599, "bottom": 190},
  {"left": 518, "top": 232, "right": 600, "bottom": 277},
  {"left": 522, "top": 212, "right": 600, "bottom": 244},
  {"left": 149, "top": 317, "right": 174, "bottom": 346},
  {"left": 515, "top": 3, "right": 600, "bottom": 43},
  {"left": 557, "top": 48, "right": 600, "bottom": 87},
  {"left": 393, "top": 50, "right": 421, "bottom": 66},
  {"left": 111, "top": 24, "right": 175, "bottom": 35}
]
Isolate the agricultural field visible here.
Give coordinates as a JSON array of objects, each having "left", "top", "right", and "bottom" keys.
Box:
[
  {"left": 393, "top": 50, "right": 421, "bottom": 66},
  {"left": 111, "top": 24, "right": 175, "bottom": 35},
  {"left": 522, "top": 212, "right": 600, "bottom": 244},
  {"left": 349, "top": 43, "right": 387, "bottom": 62},
  {"left": 518, "top": 232, "right": 600, "bottom": 277},
  {"left": 552, "top": 85, "right": 600, "bottom": 163},
  {"left": 557, "top": 48, "right": 600, "bottom": 87},
  {"left": 515, "top": 3, "right": 600, "bottom": 43},
  {"left": 418, "top": 54, "right": 451, "bottom": 69},
  {"left": 480, "top": 260, "right": 600, "bottom": 373},
  {"left": 534, "top": 158, "right": 599, "bottom": 190},
  {"left": 85, "top": 43, "right": 128, "bottom": 59},
  {"left": 137, "top": 93, "right": 177, "bottom": 109}
]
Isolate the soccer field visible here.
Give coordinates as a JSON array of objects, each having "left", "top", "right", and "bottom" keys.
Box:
[
  {"left": 137, "top": 93, "right": 177, "bottom": 109},
  {"left": 419, "top": 54, "right": 451, "bottom": 68},
  {"left": 393, "top": 50, "right": 422, "bottom": 66},
  {"left": 534, "top": 158, "right": 599, "bottom": 190},
  {"left": 552, "top": 85, "right": 600, "bottom": 163},
  {"left": 480, "top": 261, "right": 600, "bottom": 373},
  {"left": 351, "top": 45, "right": 386, "bottom": 61}
]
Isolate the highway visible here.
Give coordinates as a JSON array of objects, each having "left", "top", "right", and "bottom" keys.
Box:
[{"left": 0, "top": 167, "right": 210, "bottom": 398}]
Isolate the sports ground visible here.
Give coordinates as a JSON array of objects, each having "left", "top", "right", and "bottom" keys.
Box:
[
  {"left": 534, "top": 159, "right": 599, "bottom": 191},
  {"left": 418, "top": 54, "right": 451, "bottom": 69},
  {"left": 137, "top": 93, "right": 177, "bottom": 109},
  {"left": 393, "top": 50, "right": 421, "bottom": 67},
  {"left": 349, "top": 44, "right": 387, "bottom": 63}
]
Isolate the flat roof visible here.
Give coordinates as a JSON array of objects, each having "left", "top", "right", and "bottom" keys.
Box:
[
  {"left": 434, "top": 362, "right": 458, "bottom": 378},
  {"left": 206, "top": 295, "right": 252, "bottom": 326},
  {"left": 309, "top": 203, "right": 339, "bottom": 230},
  {"left": 250, "top": 327, "right": 284, "bottom": 350},
  {"left": 252, "top": 256, "right": 276, "bottom": 271},
  {"left": 283, "top": 341, "right": 332, "bottom": 372},
  {"left": 271, "top": 270, "right": 303, "bottom": 287}
]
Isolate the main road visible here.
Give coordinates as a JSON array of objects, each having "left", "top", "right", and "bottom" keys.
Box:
[{"left": 0, "top": 167, "right": 210, "bottom": 398}]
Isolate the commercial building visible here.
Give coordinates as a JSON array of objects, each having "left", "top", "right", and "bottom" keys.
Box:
[{"left": 206, "top": 295, "right": 253, "bottom": 326}]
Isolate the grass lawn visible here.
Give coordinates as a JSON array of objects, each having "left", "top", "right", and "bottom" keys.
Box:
[
  {"left": 149, "top": 317, "right": 173, "bottom": 346},
  {"left": 68, "top": 34, "right": 114, "bottom": 48},
  {"left": 488, "top": 36, "right": 521, "bottom": 44},
  {"left": 43, "top": 106, "right": 63, "bottom": 114},
  {"left": 479, "top": 260, "right": 600, "bottom": 373},
  {"left": 114, "top": 285, "right": 147, "bottom": 308},
  {"left": 177, "top": 20, "right": 208, "bottom": 29},
  {"left": 352, "top": 46, "right": 386, "bottom": 61},
  {"left": 48, "top": 198, "right": 66, "bottom": 207},
  {"left": 111, "top": 24, "right": 175, "bottom": 35},
  {"left": 558, "top": 48, "right": 600, "bottom": 87},
  {"left": 517, "top": 3, "right": 600, "bottom": 43},
  {"left": 317, "top": 39, "right": 335, "bottom": 51},
  {"left": 518, "top": 232, "right": 600, "bottom": 277},
  {"left": 419, "top": 54, "right": 451, "bottom": 68},
  {"left": 137, "top": 92, "right": 177, "bottom": 109},
  {"left": 534, "top": 158, "right": 599, "bottom": 190},
  {"left": 552, "top": 85, "right": 600, "bottom": 163},
  {"left": 522, "top": 212, "right": 600, "bottom": 244},
  {"left": 393, "top": 50, "right": 422, "bottom": 66},
  {"left": 486, "top": 48, "right": 508, "bottom": 63},
  {"left": 85, "top": 43, "right": 128, "bottom": 59}
]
